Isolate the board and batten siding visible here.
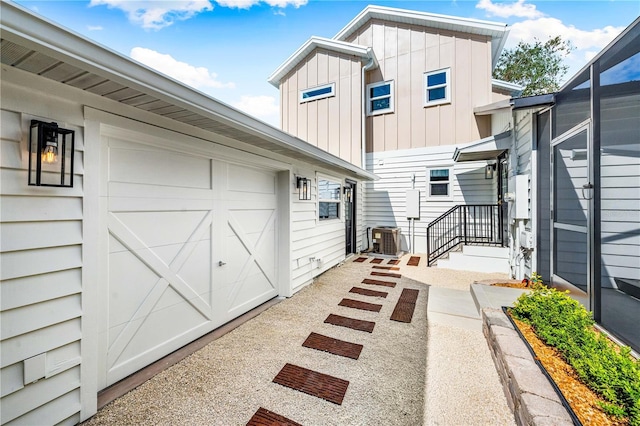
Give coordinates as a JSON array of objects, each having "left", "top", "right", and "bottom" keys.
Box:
[
  {"left": 280, "top": 49, "right": 363, "bottom": 167},
  {"left": 364, "top": 145, "right": 494, "bottom": 254},
  {"left": 346, "top": 20, "right": 493, "bottom": 153},
  {"left": 1, "top": 95, "right": 84, "bottom": 425}
]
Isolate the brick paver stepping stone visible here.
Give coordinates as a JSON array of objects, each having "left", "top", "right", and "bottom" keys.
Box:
[
  {"left": 370, "top": 258, "right": 384, "bottom": 264},
  {"left": 353, "top": 257, "right": 367, "bottom": 263},
  {"left": 302, "top": 332, "right": 363, "bottom": 359},
  {"left": 361, "top": 278, "right": 396, "bottom": 288},
  {"left": 246, "top": 407, "right": 301, "bottom": 426},
  {"left": 390, "top": 288, "right": 420, "bottom": 323},
  {"left": 349, "top": 286, "right": 388, "bottom": 298},
  {"left": 372, "top": 265, "right": 400, "bottom": 271},
  {"left": 324, "top": 314, "right": 375, "bottom": 333},
  {"left": 273, "top": 363, "right": 349, "bottom": 405},
  {"left": 338, "top": 298, "right": 382, "bottom": 312},
  {"left": 406, "top": 256, "right": 420, "bottom": 266},
  {"left": 371, "top": 271, "right": 402, "bottom": 278},
  {"left": 387, "top": 259, "right": 400, "bottom": 265}
]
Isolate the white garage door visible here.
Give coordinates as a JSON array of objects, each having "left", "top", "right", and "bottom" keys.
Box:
[{"left": 98, "top": 133, "right": 279, "bottom": 389}]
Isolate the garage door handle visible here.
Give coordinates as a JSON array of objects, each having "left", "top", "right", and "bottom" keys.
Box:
[{"left": 218, "top": 261, "right": 226, "bottom": 267}]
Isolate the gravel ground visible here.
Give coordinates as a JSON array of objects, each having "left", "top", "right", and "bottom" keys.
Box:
[{"left": 83, "top": 254, "right": 515, "bottom": 426}]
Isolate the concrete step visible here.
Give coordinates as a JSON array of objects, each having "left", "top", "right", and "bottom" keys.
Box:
[
  {"left": 462, "top": 245, "right": 508, "bottom": 258},
  {"left": 437, "top": 252, "right": 510, "bottom": 274}
]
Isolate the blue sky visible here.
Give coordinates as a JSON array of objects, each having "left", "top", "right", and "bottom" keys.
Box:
[{"left": 13, "top": 0, "right": 640, "bottom": 126}]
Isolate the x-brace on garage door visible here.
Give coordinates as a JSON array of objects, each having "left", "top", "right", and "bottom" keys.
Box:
[{"left": 98, "top": 131, "right": 279, "bottom": 389}]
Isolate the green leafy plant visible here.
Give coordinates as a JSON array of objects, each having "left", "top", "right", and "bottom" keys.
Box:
[{"left": 510, "top": 285, "right": 640, "bottom": 425}]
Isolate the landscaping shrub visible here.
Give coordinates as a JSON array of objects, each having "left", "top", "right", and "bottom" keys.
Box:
[{"left": 510, "top": 285, "right": 640, "bottom": 425}]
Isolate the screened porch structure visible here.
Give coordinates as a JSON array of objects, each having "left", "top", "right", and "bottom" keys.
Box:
[{"left": 536, "top": 17, "right": 640, "bottom": 353}]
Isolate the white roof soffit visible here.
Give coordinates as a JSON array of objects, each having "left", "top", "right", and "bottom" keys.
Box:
[
  {"left": 333, "top": 5, "right": 509, "bottom": 69},
  {"left": 267, "top": 36, "right": 378, "bottom": 87},
  {"left": 453, "top": 131, "right": 512, "bottom": 162},
  {"left": 0, "top": 1, "right": 377, "bottom": 181}
]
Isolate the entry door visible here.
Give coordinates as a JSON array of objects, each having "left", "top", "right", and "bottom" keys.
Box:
[
  {"left": 552, "top": 123, "right": 591, "bottom": 293},
  {"left": 344, "top": 181, "right": 356, "bottom": 255},
  {"left": 99, "top": 133, "right": 278, "bottom": 389}
]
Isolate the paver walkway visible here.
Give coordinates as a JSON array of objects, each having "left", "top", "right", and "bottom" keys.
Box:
[{"left": 83, "top": 255, "right": 515, "bottom": 426}]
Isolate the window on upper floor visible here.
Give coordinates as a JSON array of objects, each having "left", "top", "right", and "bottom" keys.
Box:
[
  {"left": 424, "top": 68, "right": 451, "bottom": 106},
  {"left": 426, "top": 167, "right": 453, "bottom": 199},
  {"left": 300, "top": 82, "right": 335, "bottom": 103},
  {"left": 366, "top": 80, "right": 394, "bottom": 116},
  {"left": 318, "top": 177, "right": 341, "bottom": 220}
]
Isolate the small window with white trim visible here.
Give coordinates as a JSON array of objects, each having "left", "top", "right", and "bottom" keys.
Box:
[
  {"left": 318, "top": 177, "right": 341, "bottom": 220},
  {"left": 300, "top": 82, "right": 335, "bottom": 103},
  {"left": 424, "top": 68, "right": 451, "bottom": 106},
  {"left": 366, "top": 80, "right": 394, "bottom": 115},
  {"left": 427, "top": 167, "right": 452, "bottom": 199}
]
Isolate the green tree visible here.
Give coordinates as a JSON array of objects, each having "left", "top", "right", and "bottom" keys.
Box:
[{"left": 493, "top": 36, "right": 574, "bottom": 96}]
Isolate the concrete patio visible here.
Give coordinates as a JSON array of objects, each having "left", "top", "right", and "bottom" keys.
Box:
[{"left": 83, "top": 255, "right": 520, "bottom": 425}]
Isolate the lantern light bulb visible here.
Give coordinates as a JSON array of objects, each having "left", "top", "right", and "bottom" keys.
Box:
[{"left": 42, "top": 144, "right": 58, "bottom": 164}]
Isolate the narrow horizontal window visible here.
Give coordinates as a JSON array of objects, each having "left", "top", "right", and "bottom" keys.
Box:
[
  {"left": 367, "top": 80, "right": 394, "bottom": 116},
  {"left": 300, "top": 82, "right": 335, "bottom": 103},
  {"left": 424, "top": 68, "right": 451, "bottom": 106}
]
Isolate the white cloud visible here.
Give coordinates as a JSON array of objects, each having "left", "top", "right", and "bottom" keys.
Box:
[
  {"left": 476, "top": 0, "right": 542, "bottom": 19},
  {"left": 87, "top": 25, "right": 104, "bottom": 31},
  {"left": 130, "top": 47, "right": 235, "bottom": 90},
  {"left": 215, "top": 0, "right": 306, "bottom": 9},
  {"left": 89, "top": 0, "right": 213, "bottom": 30},
  {"left": 504, "top": 16, "right": 626, "bottom": 81},
  {"left": 233, "top": 95, "right": 279, "bottom": 126}
]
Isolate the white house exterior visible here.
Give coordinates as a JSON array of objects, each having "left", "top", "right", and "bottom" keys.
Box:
[
  {"left": 269, "top": 5, "right": 522, "bottom": 272},
  {"left": 0, "top": 2, "right": 375, "bottom": 424}
]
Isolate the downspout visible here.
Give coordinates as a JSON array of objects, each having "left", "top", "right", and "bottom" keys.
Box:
[
  {"left": 361, "top": 53, "right": 376, "bottom": 253},
  {"left": 361, "top": 53, "right": 375, "bottom": 170}
]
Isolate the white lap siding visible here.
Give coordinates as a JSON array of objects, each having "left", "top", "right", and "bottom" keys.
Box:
[
  {"left": 364, "top": 146, "right": 494, "bottom": 254},
  {"left": 290, "top": 167, "right": 352, "bottom": 293},
  {"left": 1, "top": 94, "right": 84, "bottom": 425}
]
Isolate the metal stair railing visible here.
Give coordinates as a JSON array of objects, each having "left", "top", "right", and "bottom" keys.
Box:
[{"left": 426, "top": 204, "right": 503, "bottom": 266}]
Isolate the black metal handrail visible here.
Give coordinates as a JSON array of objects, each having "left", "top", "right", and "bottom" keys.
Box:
[{"left": 426, "top": 204, "right": 503, "bottom": 266}]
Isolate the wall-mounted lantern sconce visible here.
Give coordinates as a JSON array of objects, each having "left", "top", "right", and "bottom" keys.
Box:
[
  {"left": 343, "top": 186, "right": 353, "bottom": 203},
  {"left": 484, "top": 161, "right": 496, "bottom": 180},
  {"left": 296, "top": 176, "right": 311, "bottom": 200},
  {"left": 29, "top": 120, "right": 75, "bottom": 187}
]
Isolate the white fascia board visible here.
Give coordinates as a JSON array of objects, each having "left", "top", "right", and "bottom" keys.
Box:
[
  {"left": 334, "top": 5, "right": 508, "bottom": 69},
  {"left": 267, "top": 36, "right": 377, "bottom": 88},
  {"left": 492, "top": 78, "right": 524, "bottom": 96},
  {"left": 0, "top": 1, "right": 377, "bottom": 181}
]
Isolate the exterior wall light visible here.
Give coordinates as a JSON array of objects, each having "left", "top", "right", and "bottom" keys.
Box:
[
  {"left": 343, "top": 186, "right": 353, "bottom": 202},
  {"left": 296, "top": 176, "right": 311, "bottom": 200},
  {"left": 485, "top": 162, "right": 496, "bottom": 180},
  {"left": 29, "top": 120, "right": 75, "bottom": 187}
]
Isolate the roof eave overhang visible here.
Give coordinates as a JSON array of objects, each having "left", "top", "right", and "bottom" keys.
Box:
[
  {"left": 333, "top": 5, "right": 509, "bottom": 69},
  {"left": 453, "top": 131, "right": 512, "bottom": 162},
  {"left": 1, "top": 1, "right": 378, "bottom": 182},
  {"left": 267, "top": 36, "right": 378, "bottom": 88}
]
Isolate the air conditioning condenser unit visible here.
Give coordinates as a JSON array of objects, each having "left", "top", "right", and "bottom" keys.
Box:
[{"left": 372, "top": 227, "right": 401, "bottom": 256}]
